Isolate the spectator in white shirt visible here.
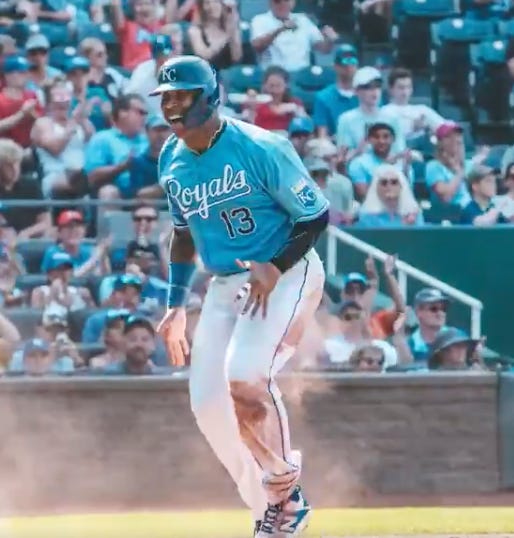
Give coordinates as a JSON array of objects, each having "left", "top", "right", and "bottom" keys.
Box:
[
  {"left": 250, "top": 0, "right": 338, "bottom": 72},
  {"left": 493, "top": 161, "right": 514, "bottom": 222},
  {"left": 381, "top": 67, "right": 445, "bottom": 140},
  {"left": 336, "top": 66, "right": 405, "bottom": 162},
  {"left": 126, "top": 34, "right": 175, "bottom": 117}
]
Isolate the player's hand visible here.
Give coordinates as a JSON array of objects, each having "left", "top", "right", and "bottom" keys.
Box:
[
  {"left": 235, "top": 259, "right": 281, "bottom": 319},
  {"left": 157, "top": 307, "right": 189, "bottom": 367}
]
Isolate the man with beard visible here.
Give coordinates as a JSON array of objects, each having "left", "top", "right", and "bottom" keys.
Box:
[{"left": 101, "top": 315, "right": 161, "bottom": 375}]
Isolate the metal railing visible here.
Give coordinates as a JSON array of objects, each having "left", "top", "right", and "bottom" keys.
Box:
[{"left": 326, "top": 225, "right": 483, "bottom": 339}]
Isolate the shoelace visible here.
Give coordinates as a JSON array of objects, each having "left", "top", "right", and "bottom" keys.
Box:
[{"left": 260, "top": 503, "right": 282, "bottom": 534}]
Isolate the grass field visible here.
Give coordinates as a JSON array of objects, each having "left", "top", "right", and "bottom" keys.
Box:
[{"left": 2, "top": 507, "right": 514, "bottom": 538}]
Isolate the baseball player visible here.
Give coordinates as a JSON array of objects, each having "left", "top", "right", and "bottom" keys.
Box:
[{"left": 155, "top": 55, "right": 329, "bottom": 537}]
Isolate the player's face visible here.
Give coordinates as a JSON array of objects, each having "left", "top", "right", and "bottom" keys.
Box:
[
  {"left": 390, "top": 77, "right": 412, "bottom": 105},
  {"left": 160, "top": 89, "right": 199, "bottom": 136}
]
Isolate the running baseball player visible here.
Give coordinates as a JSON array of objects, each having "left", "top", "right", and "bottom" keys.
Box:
[{"left": 155, "top": 55, "right": 329, "bottom": 537}]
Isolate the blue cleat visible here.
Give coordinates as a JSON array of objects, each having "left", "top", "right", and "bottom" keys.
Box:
[{"left": 255, "top": 486, "right": 311, "bottom": 537}]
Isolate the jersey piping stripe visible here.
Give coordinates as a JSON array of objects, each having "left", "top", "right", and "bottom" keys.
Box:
[{"left": 267, "top": 255, "right": 309, "bottom": 462}]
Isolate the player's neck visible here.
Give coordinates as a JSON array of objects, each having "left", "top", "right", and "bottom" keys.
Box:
[{"left": 184, "top": 116, "right": 224, "bottom": 154}]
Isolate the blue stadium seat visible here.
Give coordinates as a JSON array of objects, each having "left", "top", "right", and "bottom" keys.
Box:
[
  {"left": 35, "top": 22, "right": 72, "bottom": 46},
  {"left": 76, "top": 22, "right": 118, "bottom": 45},
  {"left": 48, "top": 45, "right": 78, "bottom": 71},
  {"left": 16, "top": 240, "right": 54, "bottom": 274},
  {"left": 68, "top": 307, "right": 99, "bottom": 343},
  {"left": 400, "top": 0, "right": 459, "bottom": 18},
  {"left": 15, "top": 274, "right": 47, "bottom": 296},
  {"left": 6, "top": 309, "right": 43, "bottom": 340},
  {"left": 292, "top": 65, "right": 336, "bottom": 92},
  {"left": 290, "top": 86, "right": 315, "bottom": 115},
  {"left": 432, "top": 18, "right": 496, "bottom": 44},
  {"left": 220, "top": 65, "right": 263, "bottom": 93},
  {"left": 497, "top": 19, "right": 514, "bottom": 39}
]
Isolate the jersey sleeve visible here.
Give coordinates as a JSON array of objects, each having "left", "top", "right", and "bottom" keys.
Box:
[
  {"left": 259, "top": 136, "right": 329, "bottom": 222},
  {"left": 158, "top": 137, "right": 188, "bottom": 228}
]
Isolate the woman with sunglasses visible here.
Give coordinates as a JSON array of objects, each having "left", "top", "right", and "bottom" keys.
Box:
[{"left": 357, "top": 164, "right": 424, "bottom": 227}]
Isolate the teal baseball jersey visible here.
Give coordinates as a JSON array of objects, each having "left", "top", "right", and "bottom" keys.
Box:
[{"left": 159, "top": 118, "right": 329, "bottom": 275}]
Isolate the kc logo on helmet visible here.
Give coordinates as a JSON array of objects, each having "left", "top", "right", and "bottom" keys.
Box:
[{"left": 161, "top": 68, "right": 177, "bottom": 83}]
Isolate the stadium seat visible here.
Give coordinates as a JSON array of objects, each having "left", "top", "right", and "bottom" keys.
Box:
[
  {"left": 470, "top": 41, "right": 511, "bottom": 124},
  {"left": 240, "top": 21, "right": 256, "bottom": 65},
  {"left": 431, "top": 18, "right": 496, "bottom": 109},
  {"left": 400, "top": 0, "right": 459, "bottom": 18},
  {"left": 6, "top": 308, "right": 43, "bottom": 340},
  {"left": 220, "top": 65, "right": 263, "bottom": 93},
  {"left": 290, "top": 86, "right": 316, "bottom": 115},
  {"left": 292, "top": 65, "right": 336, "bottom": 92},
  {"left": 393, "top": 0, "right": 459, "bottom": 70},
  {"left": 16, "top": 240, "right": 54, "bottom": 274},
  {"left": 483, "top": 144, "right": 510, "bottom": 171},
  {"left": 239, "top": 0, "right": 267, "bottom": 22},
  {"left": 68, "top": 307, "right": 100, "bottom": 343},
  {"left": 48, "top": 45, "right": 78, "bottom": 71},
  {"left": 76, "top": 22, "right": 117, "bottom": 45},
  {"left": 497, "top": 19, "right": 514, "bottom": 39},
  {"left": 423, "top": 203, "right": 462, "bottom": 224},
  {"left": 15, "top": 274, "right": 47, "bottom": 296},
  {"left": 36, "top": 22, "right": 71, "bottom": 46}
]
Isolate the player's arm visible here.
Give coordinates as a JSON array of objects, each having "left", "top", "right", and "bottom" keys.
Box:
[
  {"left": 271, "top": 210, "right": 328, "bottom": 273},
  {"left": 262, "top": 137, "right": 330, "bottom": 273}
]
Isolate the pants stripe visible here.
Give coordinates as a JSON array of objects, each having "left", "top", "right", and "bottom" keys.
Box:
[{"left": 267, "top": 256, "right": 310, "bottom": 462}]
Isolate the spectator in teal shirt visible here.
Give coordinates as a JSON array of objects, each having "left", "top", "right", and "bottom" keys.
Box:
[
  {"left": 313, "top": 44, "right": 359, "bottom": 137},
  {"left": 84, "top": 93, "right": 148, "bottom": 200},
  {"left": 425, "top": 122, "right": 472, "bottom": 208},
  {"left": 65, "top": 56, "right": 111, "bottom": 131},
  {"left": 348, "top": 121, "right": 414, "bottom": 200},
  {"left": 128, "top": 114, "right": 171, "bottom": 199}
]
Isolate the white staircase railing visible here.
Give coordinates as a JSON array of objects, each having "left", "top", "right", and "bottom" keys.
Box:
[{"left": 326, "top": 225, "right": 483, "bottom": 339}]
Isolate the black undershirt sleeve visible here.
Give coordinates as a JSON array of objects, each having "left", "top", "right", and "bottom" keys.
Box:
[{"left": 270, "top": 209, "right": 329, "bottom": 273}]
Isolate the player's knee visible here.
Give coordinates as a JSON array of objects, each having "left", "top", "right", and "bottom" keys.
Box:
[
  {"left": 98, "top": 184, "right": 121, "bottom": 200},
  {"left": 229, "top": 380, "right": 268, "bottom": 424}
]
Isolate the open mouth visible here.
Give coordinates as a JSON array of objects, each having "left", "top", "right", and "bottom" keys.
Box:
[{"left": 167, "top": 114, "right": 183, "bottom": 123}]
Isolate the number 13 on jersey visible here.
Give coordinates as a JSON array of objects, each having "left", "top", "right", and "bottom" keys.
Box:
[{"left": 220, "top": 207, "right": 256, "bottom": 239}]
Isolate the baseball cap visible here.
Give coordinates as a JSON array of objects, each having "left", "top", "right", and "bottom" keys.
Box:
[
  {"left": 113, "top": 274, "right": 143, "bottom": 291},
  {"left": 105, "top": 308, "right": 131, "bottom": 328},
  {"left": 305, "top": 137, "right": 337, "bottom": 159},
  {"left": 414, "top": 288, "right": 450, "bottom": 307},
  {"left": 2, "top": 55, "right": 30, "bottom": 74},
  {"left": 23, "top": 338, "right": 50, "bottom": 359},
  {"left": 151, "top": 34, "right": 173, "bottom": 58},
  {"left": 126, "top": 240, "right": 160, "bottom": 262},
  {"left": 288, "top": 116, "right": 314, "bottom": 136},
  {"left": 304, "top": 156, "right": 330, "bottom": 174},
  {"left": 42, "top": 304, "right": 69, "bottom": 327},
  {"left": 334, "top": 44, "right": 358, "bottom": 66},
  {"left": 435, "top": 121, "right": 463, "bottom": 140},
  {"left": 44, "top": 251, "right": 74, "bottom": 272},
  {"left": 430, "top": 327, "right": 478, "bottom": 355},
  {"left": 352, "top": 66, "right": 382, "bottom": 89},
  {"left": 64, "top": 56, "right": 90, "bottom": 73},
  {"left": 343, "top": 272, "right": 369, "bottom": 288},
  {"left": 57, "top": 210, "right": 84, "bottom": 227},
  {"left": 467, "top": 164, "right": 494, "bottom": 185},
  {"left": 124, "top": 315, "right": 155, "bottom": 336},
  {"left": 25, "top": 33, "right": 50, "bottom": 52},
  {"left": 367, "top": 121, "right": 395, "bottom": 137},
  {"left": 146, "top": 114, "right": 170, "bottom": 129}
]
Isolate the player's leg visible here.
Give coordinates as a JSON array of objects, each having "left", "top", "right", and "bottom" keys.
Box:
[
  {"left": 226, "top": 249, "right": 324, "bottom": 530},
  {"left": 189, "top": 274, "right": 268, "bottom": 521}
]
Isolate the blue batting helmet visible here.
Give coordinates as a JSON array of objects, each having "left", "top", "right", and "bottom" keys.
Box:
[{"left": 149, "top": 55, "right": 220, "bottom": 128}]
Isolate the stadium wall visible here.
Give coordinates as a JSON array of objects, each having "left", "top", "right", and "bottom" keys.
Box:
[{"left": 0, "top": 373, "right": 501, "bottom": 515}]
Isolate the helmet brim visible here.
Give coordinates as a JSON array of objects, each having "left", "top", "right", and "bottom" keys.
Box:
[{"left": 149, "top": 82, "right": 204, "bottom": 96}]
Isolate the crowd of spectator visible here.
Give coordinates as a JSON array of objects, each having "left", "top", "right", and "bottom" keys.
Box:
[{"left": 0, "top": 0, "right": 512, "bottom": 376}]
